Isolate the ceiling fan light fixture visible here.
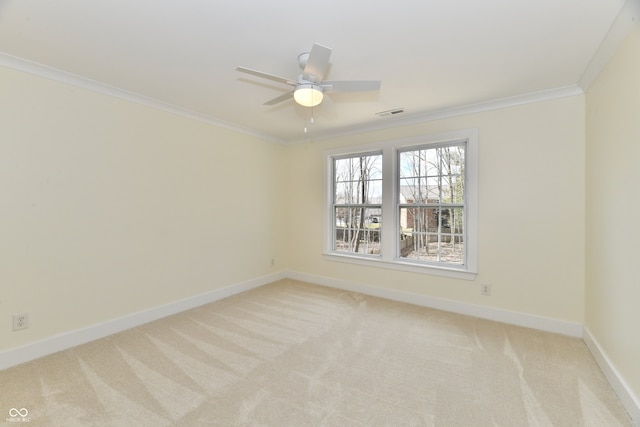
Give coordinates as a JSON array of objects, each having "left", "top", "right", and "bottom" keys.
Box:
[{"left": 294, "top": 84, "right": 323, "bottom": 107}]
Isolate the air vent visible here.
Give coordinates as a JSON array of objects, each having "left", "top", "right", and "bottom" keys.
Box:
[{"left": 376, "top": 108, "right": 404, "bottom": 117}]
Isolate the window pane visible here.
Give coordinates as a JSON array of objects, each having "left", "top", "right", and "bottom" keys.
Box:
[
  {"left": 448, "top": 207, "right": 465, "bottom": 234},
  {"left": 334, "top": 207, "right": 381, "bottom": 255},
  {"left": 399, "top": 177, "right": 417, "bottom": 202},
  {"left": 440, "top": 145, "right": 465, "bottom": 175},
  {"left": 399, "top": 149, "right": 440, "bottom": 178},
  {"left": 368, "top": 180, "right": 383, "bottom": 204},
  {"left": 398, "top": 219, "right": 464, "bottom": 265},
  {"left": 400, "top": 147, "right": 465, "bottom": 205},
  {"left": 442, "top": 174, "right": 464, "bottom": 204},
  {"left": 397, "top": 142, "right": 466, "bottom": 265},
  {"left": 425, "top": 149, "right": 440, "bottom": 176},
  {"left": 334, "top": 182, "right": 352, "bottom": 204},
  {"left": 334, "top": 154, "right": 382, "bottom": 205},
  {"left": 426, "top": 177, "right": 440, "bottom": 202},
  {"left": 333, "top": 153, "right": 382, "bottom": 257},
  {"left": 334, "top": 181, "right": 382, "bottom": 204},
  {"left": 400, "top": 207, "right": 438, "bottom": 234}
]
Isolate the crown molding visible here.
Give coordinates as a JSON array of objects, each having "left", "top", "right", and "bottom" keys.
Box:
[
  {"left": 293, "top": 85, "right": 584, "bottom": 144},
  {"left": 0, "top": 52, "right": 284, "bottom": 144},
  {"left": 1, "top": 51, "right": 584, "bottom": 146},
  {"left": 579, "top": 0, "right": 640, "bottom": 90}
]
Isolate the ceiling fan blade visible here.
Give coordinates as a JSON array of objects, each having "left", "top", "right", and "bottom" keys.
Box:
[
  {"left": 236, "top": 66, "right": 296, "bottom": 86},
  {"left": 303, "top": 43, "right": 332, "bottom": 82},
  {"left": 264, "top": 91, "right": 294, "bottom": 105},
  {"left": 321, "top": 80, "right": 382, "bottom": 92}
]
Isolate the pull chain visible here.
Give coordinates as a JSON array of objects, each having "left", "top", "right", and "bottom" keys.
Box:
[{"left": 304, "top": 105, "right": 315, "bottom": 134}]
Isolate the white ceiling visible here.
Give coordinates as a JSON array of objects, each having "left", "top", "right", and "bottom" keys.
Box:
[{"left": 0, "top": 0, "right": 632, "bottom": 143}]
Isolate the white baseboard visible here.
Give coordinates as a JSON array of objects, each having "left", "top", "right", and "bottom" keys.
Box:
[
  {"left": 0, "top": 271, "right": 286, "bottom": 371},
  {"left": 583, "top": 327, "right": 640, "bottom": 427},
  {"left": 0, "top": 270, "right": 584, "bottom": 372},
  {"left": 4, "top": 269, "right": 637, "bottom": 426},
  {"left": 287, "top": 270, "right": 584, "bottom": 338}
]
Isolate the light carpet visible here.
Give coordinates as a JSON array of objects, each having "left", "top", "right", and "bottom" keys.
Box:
[{"left": 0, "top": 279, "right": 632, "bottom": 426}]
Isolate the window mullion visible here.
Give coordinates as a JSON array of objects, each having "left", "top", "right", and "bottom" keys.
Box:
[{"left": 381, "top": 145, "right": 395, "bottom": 262}]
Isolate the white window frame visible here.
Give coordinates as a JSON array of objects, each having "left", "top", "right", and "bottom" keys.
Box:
[
  {"left": 330, "top": 151, "right": 383, "bottom": 258},
  {"left": 324, "top": 129, "right": 478, "bottom": 280}
]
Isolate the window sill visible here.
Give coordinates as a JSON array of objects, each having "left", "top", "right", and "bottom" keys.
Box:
[{"left": 323, "top": 253, "right": 477, "bottom": 281}]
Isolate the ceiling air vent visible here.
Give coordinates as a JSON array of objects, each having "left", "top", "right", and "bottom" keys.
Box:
[{"left": 376, "top": 108, "right": 404, "bottom": 117}]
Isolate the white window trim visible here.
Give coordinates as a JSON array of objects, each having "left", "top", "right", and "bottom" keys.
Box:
[{"left": 324, "top": 129, "right": 478, "bottom": 280}]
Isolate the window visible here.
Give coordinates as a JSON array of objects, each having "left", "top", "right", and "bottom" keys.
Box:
[
  {"left": 332, "top": 152, "right": 383, "bottom": 255},
  {"left": 398, "top": 143, "right": 465, "bottom": 265},
  {"left": 325, "top": 130, "right": 478, "bottom": 279}
]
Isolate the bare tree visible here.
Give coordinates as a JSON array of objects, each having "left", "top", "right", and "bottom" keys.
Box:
[
  {"left": 353, "top": 156, "right": 369, "bottom": 252},
  {"left": 334, "top": 154, "right": 381, "bottom": 254}
]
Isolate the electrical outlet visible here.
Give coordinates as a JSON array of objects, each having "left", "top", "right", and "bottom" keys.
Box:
[
  {"left": 12, "top": 313, "right": 29, "bottom": 331},
  {"left": 481, "top": 284, "right": 491, "bottom": 296}
]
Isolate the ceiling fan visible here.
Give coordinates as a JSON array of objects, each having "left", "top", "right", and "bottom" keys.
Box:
[{"left": 236, "top": 43, "right": 381, "bottom": 108}]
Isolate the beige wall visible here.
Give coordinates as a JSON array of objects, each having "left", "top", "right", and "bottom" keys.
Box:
[
  {"left": 287, "top": 95, "right": 586, "bottom": 323},
  {"left": 0, "top": 66, "right": 287, "bottom": 350},
  {"left": 586, "top": 22, "right": 640, "bottom": 404},
  {"left": 0, "top": 50, "right": 593, "bottom": 360},
  {"left": 1, "top": 62, "right": 587, "bottom": 353}
]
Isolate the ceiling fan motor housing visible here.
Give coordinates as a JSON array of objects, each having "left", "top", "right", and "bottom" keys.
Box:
[{"left": 297, "top": 52, "right": 310, "bottom": 69}]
